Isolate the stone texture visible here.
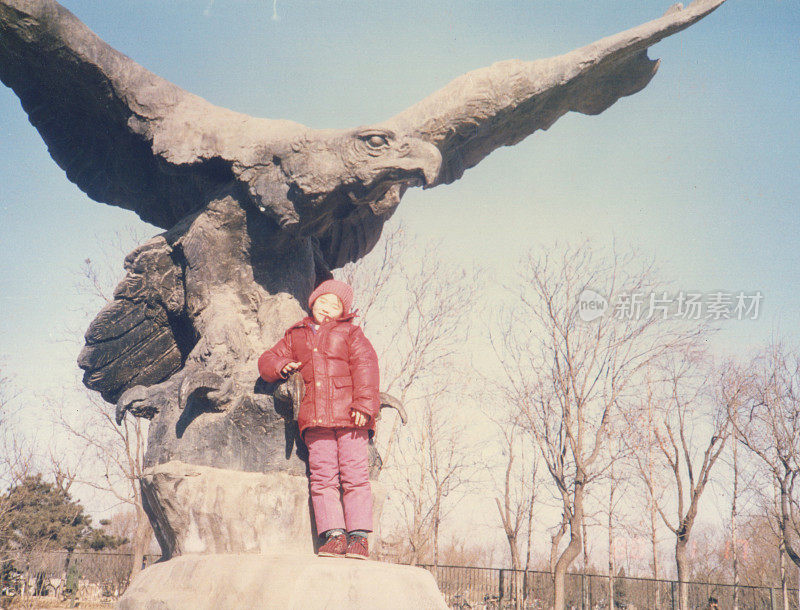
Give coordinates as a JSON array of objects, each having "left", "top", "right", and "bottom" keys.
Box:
[
  {"left": 140, "top": 460, "right": 386, "bottom": 560},
  {"left": 118, "top": 554, "right": 447, "bottom": 610}
]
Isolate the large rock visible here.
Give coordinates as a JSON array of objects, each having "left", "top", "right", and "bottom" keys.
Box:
[
  {"left": 140, "top": 460, "right": 386, "bottom": 559},
  {"left": 117, "top": 554, "right": 448, "bottom": 609}
]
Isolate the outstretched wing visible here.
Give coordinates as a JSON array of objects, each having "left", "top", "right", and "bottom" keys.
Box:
[
  {"left": 78, "top": 235, "right": 193, "bottom": 403},
  {"left": 386, "top": 0, "right": 726, "bottom": 186},
  {"left": 319, "top": 1, "right": 725, "bottom": 269},
  {"left": 0, "top": 0, "right": 306, "bottom": 229}
]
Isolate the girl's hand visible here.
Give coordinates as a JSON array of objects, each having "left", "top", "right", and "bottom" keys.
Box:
[
  {"left": 280, "top": 361, "right": 301, "bottom": 377},
  {"left": 350, "top": 409, "right": 368, "bottom": 427}
]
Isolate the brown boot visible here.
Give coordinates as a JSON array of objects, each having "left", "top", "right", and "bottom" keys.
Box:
[
  {"left": 318, "top": 532, "right": 347, "bottom": 557},
  {"left": 345, "top": 534, "right": 369, "bottom": 560}
]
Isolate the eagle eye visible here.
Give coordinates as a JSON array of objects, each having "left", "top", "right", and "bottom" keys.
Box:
[{"left": 364, "top": 134, "right": 389, "bottom": 148}]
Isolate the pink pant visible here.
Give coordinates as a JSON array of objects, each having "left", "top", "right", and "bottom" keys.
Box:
[{"left": 304, "top": 427, "right": 373, "bottom": 534}]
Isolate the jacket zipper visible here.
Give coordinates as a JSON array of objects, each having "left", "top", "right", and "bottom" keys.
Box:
[
  {"left": 305, "top": 318, "right": 342, "bottom": 427},
  {"left": 320, "top": 322, "right": 330, "bottom": 426},
  {"left": 308, "top": 320, "right": 328, "bottom": 426},
  {"left": 308, "top": 323, "right": 319, "bottom": 425}
]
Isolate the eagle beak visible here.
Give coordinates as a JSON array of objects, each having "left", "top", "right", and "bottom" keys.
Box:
[
  {"left": 392, "top": 138, "right": 442, "bottom": 188},
  {"left": 415, "top": 140, "right": 442, "bottom": 188},
  {"left": 406, "top": 138, "right": 442, "bottom": 188}
]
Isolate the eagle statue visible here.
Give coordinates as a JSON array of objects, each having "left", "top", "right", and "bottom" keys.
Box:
[{"left": 0, "top": 0, "right": 726, "bottom": 475}]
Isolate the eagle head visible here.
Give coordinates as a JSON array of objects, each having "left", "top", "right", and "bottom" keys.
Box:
[
  {"left": 254, "top": 127, "right": 441, "bottom": 231},
  {"left": 337, "top": 127, "right": 442, "bottom": 214}
]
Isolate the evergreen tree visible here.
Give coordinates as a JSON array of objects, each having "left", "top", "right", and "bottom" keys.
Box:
[
  {"left": 3, "top": 474, "right": 93, "bottom": 553},
  {"left": 1, "top": 474, "right": 126, "bottom": 560},
  {"left": 1, "top": 473, "right": 126, "bottom": 596}
]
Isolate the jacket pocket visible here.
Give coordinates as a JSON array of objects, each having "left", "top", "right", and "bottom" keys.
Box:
[
  {"left": 331, "top": 376, "right": 353, "bottom": 388},
  {"left": 330, "top": 376, "right": 354, "bottom": 420}
]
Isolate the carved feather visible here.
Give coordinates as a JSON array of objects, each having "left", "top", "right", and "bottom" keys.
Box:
[
  {"left": 386, "top": 0, "right": 726, "bottom": 185},
  {"left": 78, "top": 235, "right": 193, "bottom": 402}
]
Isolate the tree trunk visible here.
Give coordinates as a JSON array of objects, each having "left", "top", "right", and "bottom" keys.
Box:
[
  {"left": 675, "top": 534, "right": 689, "bottom": 610},
  {"left": 796, "top": 565, "right": 800, "bottom": 610},
  {"left": 514, "top": 571, "right": 524, "bottom": 610},
  {"left": 410, "top": 490, "right": 423, "bottom": 565},
  {"left": 553, "top": 482, "right": 584, "bottom": 610},
  {"left": 509, "top": 535, "right": 521, "bottom": 571},
  {"left": 63, "top": 549, "right": 75, "bottom": 601},
  {"left": 553, "top": 528, "right": 582, "bottom": 610},
  {"left": 731, "top": 436, "right": 739, "bottom": 610},
  {"left": 496, "top": 497, "right": 521, "bottom": 571},
  {"left": 433, "top": 518, "right": 439, "bottom": 567},
  {"left": 130, "top": 504, "right": 151, "bottom": 579},
  {"left": 525, "top": 491, "right": 534, "bottom": 572},
  {"left": 550, "top": 518, "right": 567, "bottom": 575},
  {"left": 780, "top": 542, "right": 789, "bottom": 610},
  {"left": 433, "top": 497, "right": 440, "bottom": 567},
  {"left": 582, "top": 514, "right": 590, "bottom": 609},
  {"left": 647, "top": 412, "right": 661, "bottom": 609},
  {"left": 608, "top": 492, "right": 615, "bottom": 609},
  {"left": 779, "top": 473, "right": 800, "bottom": 569},
  {"left": 650, "top": 493, "right": 660, "bottom": 608},
  {"left": 524, "top": 491, "right": 534, "bottom": 607}
]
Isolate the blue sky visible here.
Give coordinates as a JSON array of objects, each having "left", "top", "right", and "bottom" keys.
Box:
[{"left": 0, "top": 1, "right": 798, "bottom": 426}]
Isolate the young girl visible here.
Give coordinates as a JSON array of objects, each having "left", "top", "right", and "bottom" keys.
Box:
[{"left": 258, "top": 279, "right": 380, "bottom": 559}]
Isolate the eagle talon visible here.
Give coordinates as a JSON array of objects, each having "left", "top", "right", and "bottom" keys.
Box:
[
  {"left": 179, "top": 371, "right": 233, "bottom": 412},
  {"left": 378, "top": 392, "right": 407, "bottom": 424},
  {"left": 207, "top": 378, "right": 234, "bottom": 404},
  {"left": 275, "top": 372, "right": 305, "bottom": 420}
]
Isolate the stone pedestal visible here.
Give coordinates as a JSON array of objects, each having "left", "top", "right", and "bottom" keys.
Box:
[
  {"left": 118, "top": 554, "right": 448, "bottom": 609},
  {"left": 129, "top": 462, "right": 444, "bottom": 608},
  {"left": 140, "top": 460, "right": 386, "bottom": 558}
]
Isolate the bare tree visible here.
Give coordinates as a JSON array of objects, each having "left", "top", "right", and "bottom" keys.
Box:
[
  {"left": 731, "top": 418, "right": 741, "bottom": 610},
  {"left": 482, "top": 408, "right": 540, "bottom": 610},
  {"left": 634, "top": 352, "right": 736, "bottom": 610},
  {"left": 729, "top": 486, "right": 794, "bottom": 589},
  {"left": 0, "top": 372, "right": 20, "bottom": 587},
  {"left": 625, "top": 369, "right": 671, "bottom": 605},
  {"left": 492, "top": 243, "right": 697, "bottom": 610},
  {"left": 482, "top": 406, "right": 539, "bottom": 572},
  {"left": 0, "top": 369, "right": 31, "bottom": 487},
  {"left": 336, "top": 222, "right": 478, "bottom": 466},
  {"left": 0, "top": 372, "right": 44, "bottom": 592},
  {"left": 54, "top": 395, "right": 151, "bottom": 577},
  {"left": 723, "top": 393, "right": 765, "bottom": 610},
  {"left": 602, "top": 424, "right": 634, "bottom": 609},
  {"left": 391, "top": 388, "right": 475, "bottom": 566},
  {"left": 733, "top": 343, "right": 800, "bottom": 571},
  {"left": 380, "top": 529, "right": 496, "bottom": 567},
  {"left": 52, "top": 227, "right": 154, "bottom": 579}
]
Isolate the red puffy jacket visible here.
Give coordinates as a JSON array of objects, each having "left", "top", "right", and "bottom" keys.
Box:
[{"left": 258, "top": 313, "right": 380, "bottom": 436}]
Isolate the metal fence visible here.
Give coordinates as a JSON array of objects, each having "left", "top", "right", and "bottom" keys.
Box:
[
  {"left": 419, "top": 564, "right": 800, "bottom": 610},
  {"left": 3, "top": 551, "right": 799, "bottom": 609},
  {"left": 1, "top": 550, "right": 160, "bottom": 602}
]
